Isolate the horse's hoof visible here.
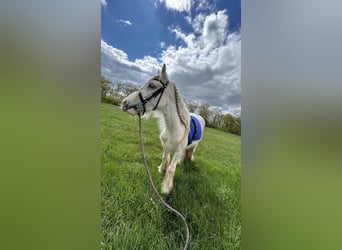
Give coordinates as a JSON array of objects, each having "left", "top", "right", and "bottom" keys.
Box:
[
  {"left": 161, "top": 185, "right": 172, "bottom": 194},
  {"left": 161, "top": 181, "right": 173, "bottom": 194},
  {"left": 158, "top": 165, "right": 165, "bottom": 173}
]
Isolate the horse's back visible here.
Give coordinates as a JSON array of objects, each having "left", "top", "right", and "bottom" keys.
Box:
[
  {"left": 186, "top": 113, "right": 205, "bottom": 148},
  {"left": 190, "top": 113, "right": 205, "bottom": 129}
]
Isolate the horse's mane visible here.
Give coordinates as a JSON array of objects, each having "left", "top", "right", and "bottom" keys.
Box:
[
  {"left": 172, "top": 82, "right": 190, "bottom": 141},
  {"left": 152, "top": 72, "right": 190, "bottom": 141}
]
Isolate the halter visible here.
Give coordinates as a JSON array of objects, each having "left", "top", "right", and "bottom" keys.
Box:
[{"left": 138, "top": 78, "right": 169, "bottom": 115}]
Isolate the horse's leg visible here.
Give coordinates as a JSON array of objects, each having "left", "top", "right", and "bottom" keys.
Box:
[
  {"left": 161, "top": 150, "right": 182, "bottom": 194},
  {"left": 185, "top": 147, "right": 193, "bottom": 161},
  {"left": 190, "top": 143, "right": 198, "bottom": 161},
  {"left": 178, "top": 150, "right": 186, "bottom": 165},
  {"left": 158, "top": 132, "right": 170, "bottom": 173},
  {"left": 158, "top": 151, "right": 170, "bottom": 173},
  {"left": 185, "top": 143, "right": 198, "bottom": 161}
]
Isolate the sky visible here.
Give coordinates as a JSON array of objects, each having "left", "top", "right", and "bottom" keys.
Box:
[{"left": 101, "top": 0, "right": 241, "bottom": 116}]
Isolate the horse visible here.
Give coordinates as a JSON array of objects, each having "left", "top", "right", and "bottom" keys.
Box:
[{"left": 121, "top": 64, "right": 205, "bottom": 194}]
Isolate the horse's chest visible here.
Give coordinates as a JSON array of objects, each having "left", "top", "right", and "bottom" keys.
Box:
[
  {"left": 163, "top": 137, "right": 180, "bottom": 151},
  {"left": 161, "top": 131, "right": 184, "bottom": 152}
]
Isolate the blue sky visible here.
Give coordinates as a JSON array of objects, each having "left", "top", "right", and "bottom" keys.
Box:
[{"left": 101, "top": 0, "right": 241, "bottom": 116}]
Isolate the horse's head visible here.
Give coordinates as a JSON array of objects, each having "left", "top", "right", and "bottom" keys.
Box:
[{"left": 122, "top": 64, "right": 169, "bottom": 115}]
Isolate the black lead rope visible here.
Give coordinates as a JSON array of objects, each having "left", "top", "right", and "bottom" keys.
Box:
[{"left": 138, "top": 114, "right": 190, "bottom": 250}]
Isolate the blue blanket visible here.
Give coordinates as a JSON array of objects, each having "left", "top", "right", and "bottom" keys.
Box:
[{"left": 188, "top": 115, "right": 202, "bottom": 145}]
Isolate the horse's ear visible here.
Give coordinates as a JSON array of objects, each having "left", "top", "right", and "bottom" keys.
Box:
[{"left": 161, "top": 63, "right": 168, "bottom": 80}]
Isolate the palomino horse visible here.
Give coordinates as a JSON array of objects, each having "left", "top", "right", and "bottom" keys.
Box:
[{"left": 121, "top": 64, "right": 205, "bottom": 194}]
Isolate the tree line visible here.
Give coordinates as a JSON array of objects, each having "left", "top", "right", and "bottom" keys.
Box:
[
  {"left": 187, "top": 101, "right": 241, "bottom": 135},
  {"left": 101, "top": 76, "right": 138, "bottom": 105},
  {"left": 101, "top": 76, "right": 240, "bottom": 135}
]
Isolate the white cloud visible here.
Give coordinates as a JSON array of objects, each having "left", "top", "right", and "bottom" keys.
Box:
[
  {"left": 190, "top": 13, "right": 206, "bottom": 33},
  {"left": 101, "top": 0, "right": 108, "bottom": 6},
  {"left": 195, "top": 0, "right": 215, "bottom": 12},
  {"left": 170, "top": 27, "right": 196, "bottom": 47},
  {"left": 159, "top": 0, "right": 191, "bottom": 12},
  {"left": 101, "top": 39, "right": 159, "bottom": 85},
  {"left": 115, "top": 19, "right": 132, "bottom": 26},
  {"left": 101, "top": 10, "right": 241, "bottom": 116},
  {"left": 226, "top": 106, "right": 241, "bottom": 117},
  {"left": 160, "top": 11, "right": 240, "bottom": 115}
]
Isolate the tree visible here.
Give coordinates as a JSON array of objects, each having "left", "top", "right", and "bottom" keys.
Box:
[
  {"left": 101, "top": 76, "right": 122, "bottom": 106},
  {"left": 222, "top": 114, "right": 241, "bottom": 135},
  {"left": 231, "top": 117, "right": 241, "bottom": 135},
  {"left": 212, "top": 110, "right": 225, "bottom": 129},
  {"left": 223, "top": 114, "right": 234, "bottom": 132},
  {"left": 101, "top": 76, "right": 112, "bottom": 97},
  {"left": 114, "top": 82, "right": 138, "bottom": 98},
  {"left": 198, "top": 102, "right": 211, "bottom": 125},
  {"left": 186, "top": 100, "right": 198, "bottom": 113}
]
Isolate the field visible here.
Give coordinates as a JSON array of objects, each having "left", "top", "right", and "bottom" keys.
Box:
[{"left": 101, "top": 103, "right": 241, "bottom": 249}]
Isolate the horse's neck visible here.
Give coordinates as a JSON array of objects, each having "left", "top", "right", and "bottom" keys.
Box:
[
  {"left": 157, "top": 89, "right": 186, "bottom": 135},
  {"left": 159, "top": 101, "right": 181, "bottom": 133}
]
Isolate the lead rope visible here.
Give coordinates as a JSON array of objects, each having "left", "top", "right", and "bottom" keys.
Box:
[{"left": 138, "top": 114, "right": 190, "bottom": 250}]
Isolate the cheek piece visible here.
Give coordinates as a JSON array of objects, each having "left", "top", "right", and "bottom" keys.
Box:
[{"left": 137, "top": 79, "right": 169, "bottom": 115}]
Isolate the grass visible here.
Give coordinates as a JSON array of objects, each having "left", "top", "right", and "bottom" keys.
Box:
[{"left": 101, "top": 103, "right": 241, "bottom": 249}]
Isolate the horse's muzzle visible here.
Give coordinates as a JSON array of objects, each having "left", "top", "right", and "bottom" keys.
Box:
[
  {"left": 121, "top": 99, "right": 129, "bottom": 111},
  {"left": 121, "top": 99, "right": 143, "bottom": 115}
]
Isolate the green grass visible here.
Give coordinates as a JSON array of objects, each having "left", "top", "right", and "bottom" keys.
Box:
[{"left": 101, "top": 103, "right": 241, "bottom": 249}]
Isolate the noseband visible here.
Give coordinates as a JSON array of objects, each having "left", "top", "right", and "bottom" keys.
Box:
[{"left": 138, "top": 78, "right": 169, "bottom": 115}]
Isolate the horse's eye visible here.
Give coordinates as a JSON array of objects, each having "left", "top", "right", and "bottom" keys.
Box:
[{"left": 148, "top": 83, "right": 156, "bottom": 89}]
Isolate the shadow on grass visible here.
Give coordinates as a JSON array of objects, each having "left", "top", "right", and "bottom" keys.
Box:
[{"left": 182, "top": 160, "right": 200, "bottom": 173}]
